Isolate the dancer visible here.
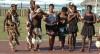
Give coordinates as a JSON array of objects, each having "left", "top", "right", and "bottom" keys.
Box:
[
  {"left": 44, "top": 4, "right": 58, "bottom": 51},
  {"left": 4, "top": 4, "right": 20, "bottom": 52},
  {"left": 57, "top": 7, "right": 68, "bottom": 50},
  {"left": 26, "top": 0, "right": 36, "bottom": 50},
  {"left": 67, "top": 5, "right": 81, "bottom": 51},
  {"left": 80, "top": 5, "right": 96, "bottom": 52}
]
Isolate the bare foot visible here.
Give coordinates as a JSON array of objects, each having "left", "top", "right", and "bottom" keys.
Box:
[{"left": 80, "top": 48, "right": 85, "bottom": 52}]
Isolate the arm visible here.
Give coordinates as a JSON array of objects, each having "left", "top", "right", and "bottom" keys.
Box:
[
  {"left": 77, "top": 12, "right": 83, "bottom": 21},
  {"left": 93, "top": 14, "right": 96, "bottom": 24},
  {"left": 68, "top": 13, "right": 76, "bottom": 22},
  {"left": 4, "top": 17, "right": 7, "bottom": 32},
  {"left": 43, "top": 13, "right": 48, "bottom": 22},
  {"left": 27, "top": 9, "right": 30, "bottom": 21},
  {"left": 32, "top": 12, "right": 38, "bottom": 18},
  {"left": 4, "top": 12, "right": 10, "bottom": 31},
  {"left": 16, "top": 14, "right": 20, "bottom": 27},
  {"left": 15, "top": 23, "right": 20, "bottom": 36}
]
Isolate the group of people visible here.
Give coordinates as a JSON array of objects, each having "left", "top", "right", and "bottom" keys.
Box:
[{"left": 3, "top": 0, "right": 100, "bottom": 52}]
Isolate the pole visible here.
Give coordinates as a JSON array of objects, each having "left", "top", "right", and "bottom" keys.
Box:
[
  {"left": 95, "top": 0, "right": 97, "bottom": 13},
  {"left": 45, "top": 2, "right": 46, "bottom": 11}
]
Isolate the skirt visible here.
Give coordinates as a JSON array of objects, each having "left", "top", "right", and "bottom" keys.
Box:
[
  {"left": 45, "top": 24, "right": 57, "bottom": 36},
  {"left": 58, "top": 26, "right": 67, "bottom": 41},
  {"left": 81, "top": 24, "right": 95, "bottom": 37},
  {"left": 68, "top": 24, "right": 78, "bottom": 34}
]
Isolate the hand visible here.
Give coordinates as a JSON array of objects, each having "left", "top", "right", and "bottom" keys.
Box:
[{"left": 97, "top": 18, "right": 100, "bottom": 23}]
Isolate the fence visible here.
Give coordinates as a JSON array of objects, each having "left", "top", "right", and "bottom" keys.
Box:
[{"left": 0, "top": 8, "right": 28, "bottom": 17}]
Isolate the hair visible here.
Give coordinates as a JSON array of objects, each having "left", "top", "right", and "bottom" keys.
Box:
[
  {"left": 49, "top": 4, "right": 54, "bottom": 8},
  {"left": 87, "top": 5, "right": 92, "bottom": 10},
  {"left": 69, "top": 2, "right": 73, "bottom": 6},
  {"left": 11, "top": 4, "right": 17, "bottom": 7},
  {"left": 36, "top": 5, "right": 40, "bottom": 8},
  {"left": 61, "top": 7, "right": 68, "bottom": 12},
  {"left": 30, "top": 0, "right": 35, "bottom": 5},
  {"left": 73, "top": 5, "right": 77, "bottom": 10}
]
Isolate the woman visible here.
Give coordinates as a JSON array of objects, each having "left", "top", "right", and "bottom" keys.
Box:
[
  {"left": 44, "top": 4, "right": 57, "bottom": 51},
  {"left": 57, "top": 7, "right": 68, "bottom": 50},
  {"left": 67, "top": 5, "right": 81, "bottom": 51},
  {"left": 80, "top": 5, "right": 96, "bottom": 52},
  {"left": 4, "top": 5, "right": 20, "bottom": 51}
]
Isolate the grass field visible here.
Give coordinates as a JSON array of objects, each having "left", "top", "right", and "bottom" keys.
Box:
[
  {"left": 0, "top": 16, "right": 47, "bottom": 40},
  {"left": 0, "top": 16, "right": 100, "bottom": 40}
]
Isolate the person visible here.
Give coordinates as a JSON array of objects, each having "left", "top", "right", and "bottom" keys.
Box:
[
  {"left": 6, "top": 4, "right": 20, "bottom": 27},
  {"left": 27, "top": 0, "right": 46, "bottom": 51},
  {"left": 80, "top": 5, "right": 96, "bottom": 52},
  {"left": 4, "top": 4, "right": 20, "bottom": 51},
  {"left": 44, "top": 4, "right": 58, "bottom": 51},
  {"left": 31, "top": 5, "right": 45, "bottom": 51},
  {"left": 67, "top": 5, "right": 81, "bottom": 51},
  {"left": 57, "top": 7, "right": 68, "bottom": 50},
  {"left": 26, "top": 0, "right": 36, "bottom": 51}
]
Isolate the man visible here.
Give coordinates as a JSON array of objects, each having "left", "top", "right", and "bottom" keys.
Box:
[
  {"left": 26, "top": 0, "right": 46, "bottom": 51},
  {"left": 26, "top": 0, "right": 36, "bottom": 51},
  {"left": 4, "top": 4, "right": 20, "bottom": 52}
]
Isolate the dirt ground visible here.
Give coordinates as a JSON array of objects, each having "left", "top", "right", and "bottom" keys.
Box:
[{"left": 0, "top": 41, "right": 99, "bottom": 54}]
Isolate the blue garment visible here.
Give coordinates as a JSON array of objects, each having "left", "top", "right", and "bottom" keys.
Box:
[{"left": 46, "top": 13, "right": 57, "bottom": 25}]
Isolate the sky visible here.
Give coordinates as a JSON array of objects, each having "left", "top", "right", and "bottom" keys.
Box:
[{"left": 0, "top": 0, "right": 84, "bottom": 5}]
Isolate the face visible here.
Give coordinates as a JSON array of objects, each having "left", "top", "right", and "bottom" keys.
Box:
[
  {"left": 87, "top": 7, "right": 91, "bottom": 12},
  {"left": 49, "top": 6, "right": 54, "bottom": 12},
  {"left": 71, "top": 6, "right": 75, "bottom": 13},
  {"left": 11, "top": 6, "right": 17, "bottom": 11},
  {"left": 30, "top": 1, "right": 35, "bottom": 9}
]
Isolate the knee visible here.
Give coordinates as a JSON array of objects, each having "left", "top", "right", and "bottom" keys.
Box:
[{"left": 49, "top": 36, "right": 55, "bottom": 40}]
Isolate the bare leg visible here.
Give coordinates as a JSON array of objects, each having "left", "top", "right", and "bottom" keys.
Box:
[
  {"left": 80, "top": 36, "right": 86, "bottom": 52},
  {"left": 88, "top": 36, "right": 92, "bottom": 52},
  {"left": 68, "top": 34, "right": 73, "bottom": 51},
  {"left": 49, "top": 36, "right": 55, "bottom": 51},
  {"left": 15, "top": 36, "right": 20, "bottom": 45},
  {"left": 73, "top": 33, "right": 77, "bottom": 49},
  {"left": 27, "top": 35, "right": 33, "bottom": 50},
  {"left": 9, "top": 35, "right": 15, "bottom": 52},
  {"left": 61, "top": 36, "right": 65, "bottom": 50}
]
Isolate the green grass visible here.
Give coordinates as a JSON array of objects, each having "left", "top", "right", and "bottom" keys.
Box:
[
  {"left": 0, "top": 16, "right": 100, "bottom": 40},
  {"left": 0, "top": 16, "right": 48, "bottom": 40}
]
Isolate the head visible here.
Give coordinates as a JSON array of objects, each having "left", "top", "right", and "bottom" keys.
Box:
[
  {"left": 61, "top": 7, "right": 68, "bottom": 14},
  {"left": 71, "top": 5, "right": 77, "bottom": 13},
  {"left": 49, "top": 4, "right": 54, "bottom": 13},
  {"left": 86, "top": 5, "right": 92, "bottom": 12},
  {"left": 68, "top": 2, "right": 74, "bottom": 8},
  {"left": 69, "top": 2, "right": 73, "bottom": 6},
  {"left": 30, "top": 0, "right": 35, "bottom": 10},
  {"left": 35, "top": 5, "right": 40, "bottom": 10},
  {"left": 11, "top": 4, "right": 17, "bottom": 11}
]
